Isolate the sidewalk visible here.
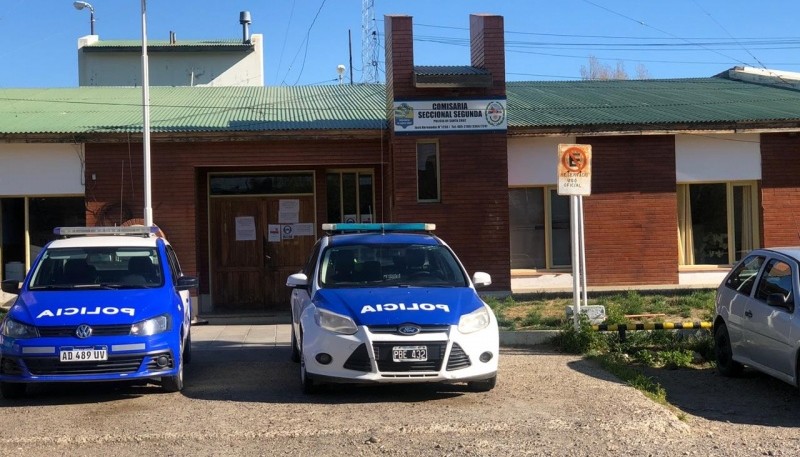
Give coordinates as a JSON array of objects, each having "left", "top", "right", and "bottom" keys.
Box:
[{"left": 191, "top": 323, "right": 292, "bottom": 350}]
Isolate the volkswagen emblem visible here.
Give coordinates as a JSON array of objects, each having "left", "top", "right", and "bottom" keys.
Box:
[
  {"left": 397, "top": 324, "right": 421, "bottom": 336},
  {"left": 75, "top": 324, "right": 93, "bottom": 339}
]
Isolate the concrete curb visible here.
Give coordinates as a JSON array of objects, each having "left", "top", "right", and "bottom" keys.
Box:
[{"left": 500, "top": 330, "right": 559, "bottom": 347}]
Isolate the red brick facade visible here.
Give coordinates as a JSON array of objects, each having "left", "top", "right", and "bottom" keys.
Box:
[
  {"left": 760, "top": 133, "right": 800, "bottom": 247},
  {"left": 577, "top": 135, "right": 679, "bottom": 285},
  {"left": 85, "top": 138, "right": 385, "bottom": 296}
]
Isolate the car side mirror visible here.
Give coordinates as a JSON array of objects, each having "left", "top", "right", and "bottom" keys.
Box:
[
  {"left": 286, "top": 273, "right": 309, "bottom": 288},
  {"left": 472, "top": 272, "right": 492, "bottom": 288},
  {"left": 1, "top": 279, "right": 20, "bottom": 295},
  {"left": 176, "top": 276, "right": 199, "bottom": 290}
]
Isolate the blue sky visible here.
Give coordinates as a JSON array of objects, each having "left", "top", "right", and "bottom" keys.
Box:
[{"left": 1, "top": 1, "right": 798, "bottom": 87}]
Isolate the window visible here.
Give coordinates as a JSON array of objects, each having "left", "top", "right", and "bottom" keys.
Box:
[
  {"left": 724, "top": 255, "right": 764, "bottom": 296},
  {"left": 326, "top": 171, "right": 374, "bottom": 223},
  {"left": 677, "top": 182, "right": 759, "bottom": 266},
  {"left": 509, "top": 187, "right": 571, "bottom": 269},
  {"left": 754, "top": 259, "right": 794, "bottom": 308},
  {"left": 1, "top": 196, "right": 86, "bottom": 281},
  {"left": 210, "top": 173, "right": 314, "bottom": 196},
  {"left": 417, "top": 142, "right": 440, "bottom": 202}
]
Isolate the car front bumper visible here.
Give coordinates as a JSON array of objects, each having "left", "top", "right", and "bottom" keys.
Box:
[
  {"left": 0, "top": 332, "right": 181, "bottom": 383},
  {"left": 301, "top": 322, "right": 499, "bottom": 384}
]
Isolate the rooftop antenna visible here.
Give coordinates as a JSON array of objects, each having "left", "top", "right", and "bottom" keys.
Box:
[{"left": 361, "top": 0, "right": 379, "bottom": 83}]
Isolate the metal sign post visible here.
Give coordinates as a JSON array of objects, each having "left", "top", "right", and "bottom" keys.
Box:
[{"left": 557, "top": 144, "right": 592, "bottom": 329}]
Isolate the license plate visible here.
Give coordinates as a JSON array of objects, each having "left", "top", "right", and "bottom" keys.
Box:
[
  {"left": 392, "top": 345, "right": 427, "bottom": 362},
  {"left": 60, "top": 347, "right": 108, "bottom": 362}
]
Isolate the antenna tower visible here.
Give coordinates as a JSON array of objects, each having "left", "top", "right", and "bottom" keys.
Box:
[{"left": 361, "top": 0, "right": 379, "bottom": 83}]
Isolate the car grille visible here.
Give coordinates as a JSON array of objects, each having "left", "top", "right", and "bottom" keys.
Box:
[
  {"left": 373, "top": 341, "right": 445, "bottom": 372},
  {"left": 24, "top": 355, "right": 144, "bottom": 375},
  {"left": 367, "top": 325, "right": 449, "bottom": 335},
  {"left": 446, "top": 343, "right": 471, "bottom": 371},
  {"left": 343, "top": 344, "right": 372, "bottom": 372},
  {"left": 37, "top": 324, "right": 132, "bottom": 338}
]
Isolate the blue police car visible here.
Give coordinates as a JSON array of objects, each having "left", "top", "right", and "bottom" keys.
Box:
[
  {"left": 0, "top": 226, "right": 197, "bottom": 398},
  {"left": 286, "top": 223, "right": 499, "bottom": 394}
]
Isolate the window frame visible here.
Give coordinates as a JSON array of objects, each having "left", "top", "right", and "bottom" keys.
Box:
[
  {"left": 326, "top": 169, "right": 375, "bottom": 223},
  {"left": 509, "top": 185, "right": 571, "bottom": 271},
  {"left": 416, "top": 140, "right": 441, "bottom": 203},
  {"left": 677, "top": 180, "right": 760, "bottom": 267}
]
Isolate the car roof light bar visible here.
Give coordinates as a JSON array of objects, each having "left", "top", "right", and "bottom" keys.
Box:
[
  {"left": 321, "top": 223, "right": 436, "bottom": 233},
  {"left": 54, "top": 226, "right": 161, "bottom": 237}
]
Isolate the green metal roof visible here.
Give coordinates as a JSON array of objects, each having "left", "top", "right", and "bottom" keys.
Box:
[
  {"left": 506, "top": 77, "right": 800, "bottom": 129},
  {"left": 0, "top": 85, "right": 387, "bottom": 135},
  {"left": 2, "top": 76, "right": 800, "bottom": 136}
]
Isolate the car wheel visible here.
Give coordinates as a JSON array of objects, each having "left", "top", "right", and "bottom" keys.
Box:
[
  {"left": 162, "top": 340, "right": 185, "bottom": 393},
  {"left": 183, "top": 330, "right": 193, "bottom": 365},
  {"left": 299, "top": 332, "right": 319, "bottom": 394},
  {"left": 714, "top": 323, "right": 743, "bottom": 377},
  {"left": 467, "top": 374, "right": 497, "bottom": 392},
  {"left": 0, "top": 382, "right": 26, "bottom": 399},
  {"left": 290, "top": 329, "right": 300, "bottom": 363}
]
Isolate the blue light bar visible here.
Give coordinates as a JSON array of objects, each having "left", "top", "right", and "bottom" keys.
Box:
[
  {"left": 54, "top": 226, "right": 160, "bottom": 236},
  {"left": 322, "top": 223, "right": 436, "bottom": 232}
]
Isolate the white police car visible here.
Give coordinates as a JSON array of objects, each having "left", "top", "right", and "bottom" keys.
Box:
[
  {"left": 286, "top": 223, "right": 499, "bottom": 394},
  {"left": 0, "top": 226, "right": 197, "bottom": 398}
]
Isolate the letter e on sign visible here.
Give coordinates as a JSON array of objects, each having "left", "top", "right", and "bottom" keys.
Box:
[{"left": 557, "top": 144, "right": 592, "bottom": 196}]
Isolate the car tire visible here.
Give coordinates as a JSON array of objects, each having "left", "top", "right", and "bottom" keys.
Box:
[
  {"left": 714, "top": 323, "right": 743, "bottom": 377},
  {"left": 467, "top": 374, "right": 497, "bottom": 392},
  {"left": 300, "top": 341, "right": 319, "bottom": 394},
  {"left": 290, "top": 329, "right": 300, "bottom": 363},
  {"left": 162, "top": 339, "right": 186, "bottom": 393},
  {"left": 0, "top": 382, "right": 26, "bottom": 399},
  {"left": 183, "top": 330, "right": 193, "bottom": 365}
]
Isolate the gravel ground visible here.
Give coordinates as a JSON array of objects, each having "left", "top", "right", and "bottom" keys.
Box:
[{"left": 1, "top": 344, "right": 799, "bottom": 456}]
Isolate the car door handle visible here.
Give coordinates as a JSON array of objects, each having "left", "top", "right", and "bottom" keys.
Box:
[{"left": 745, "top": 310, "right": 753, "bottom": 318}]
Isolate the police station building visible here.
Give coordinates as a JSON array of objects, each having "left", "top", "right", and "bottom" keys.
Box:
[{"left": 4, "top": 13, "right": 800, "bottom": 314}]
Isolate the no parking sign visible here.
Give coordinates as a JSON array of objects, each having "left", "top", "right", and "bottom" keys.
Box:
[{"left": 557, "top": 144, "right": 592, "bottom": 196}]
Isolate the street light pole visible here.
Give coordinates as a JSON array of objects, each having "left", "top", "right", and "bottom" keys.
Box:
[
  {"left": 73, "top": 1, "right": 95, "bottom": 35},
  {"left": 140, "top": 0, "right": 153, "bottom": 226}
]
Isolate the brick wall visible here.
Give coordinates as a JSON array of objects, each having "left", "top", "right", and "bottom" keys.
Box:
[
  {"left": 577, "top": 135, "right": 678, "bottom": 285},
  {"left": 761, "top": 133, "right": 800, "bottom": 247},
  {"left": 85, "top": 138, "right": 385, "bottom": 291}
]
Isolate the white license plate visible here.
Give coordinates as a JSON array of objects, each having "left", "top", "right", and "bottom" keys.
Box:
[
  {"left": 60, "top": 348, "right": 108, "bottom": 362},
  {"left": 392, "top": 345, "right": 427, "bottom": 362}
]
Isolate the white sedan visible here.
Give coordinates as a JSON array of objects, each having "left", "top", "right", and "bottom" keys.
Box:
[{"left": 714, "top": 247, "right": 800, "bottom": 388}]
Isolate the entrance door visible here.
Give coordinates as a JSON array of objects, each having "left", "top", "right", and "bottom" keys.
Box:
[
  {"left": 210, "top": 197, "right": 269, "bottom": 310},
  {"left": 209, "top": 195, "right": 317, "bottom": 311}
]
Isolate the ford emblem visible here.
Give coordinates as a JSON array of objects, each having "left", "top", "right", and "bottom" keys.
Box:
[
  {"left": 75, "top": 324, "right": 93, "bottom": 339},
  {"left": 398, "top": 324, "right": 421, "bottom": 336}
]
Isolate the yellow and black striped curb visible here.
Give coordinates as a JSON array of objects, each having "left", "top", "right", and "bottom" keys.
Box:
[{"left": 591, "top": 322, "right": 712, "bottom": 332}]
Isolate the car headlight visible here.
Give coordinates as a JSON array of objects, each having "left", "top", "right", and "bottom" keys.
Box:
[
  {"left": 1, "top": 318, "right": 39, "bottom": 339},
  {"left": 131, "top": 314, "right": 171, "bottom": 336},
  {"left": 314, "top": 308, "right": 357, "bottom": 335},
  {"left": 458, "top": 305, "right": 491, "bottom": 334}
]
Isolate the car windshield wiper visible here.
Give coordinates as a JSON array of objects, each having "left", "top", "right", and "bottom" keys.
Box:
[
  {"left": 97, "top": 283, "right": 151, "bottom": 289},
  {"left": 29, "top": 284, "right": 105, "bottom": 290}
]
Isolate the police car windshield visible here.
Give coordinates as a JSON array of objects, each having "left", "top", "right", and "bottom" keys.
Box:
[
  {"left": 320, "top": 244, "right": 468, "bottom": 288},
  {"left": 29, "top": 247, "right": 163, "bottom": 289}
]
